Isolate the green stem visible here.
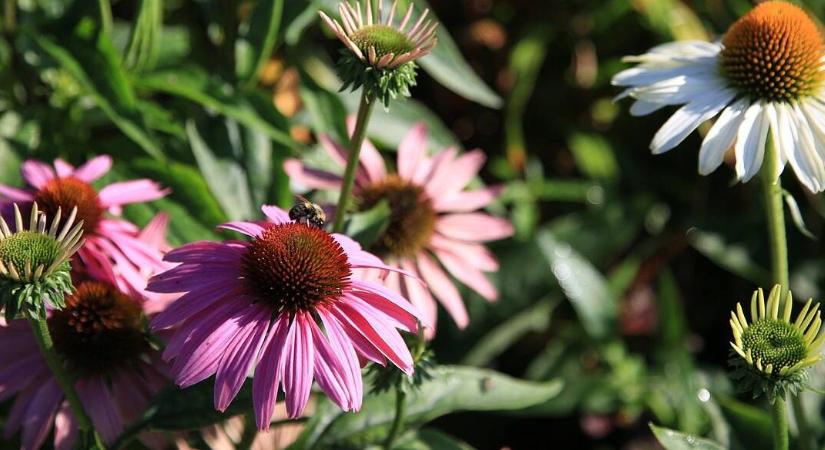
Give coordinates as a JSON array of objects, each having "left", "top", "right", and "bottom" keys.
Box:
[
  {"left": 27, "top": 317, "right": 105, "bottom": 449},
  {"left": 332, "top": 90, "right": 375, "bottom": 232},
  {"left": 771, "top": 398, "right": 789, "bottom": 450},
  {"left": 384, "top": 387, "right": 407, "bottom": 449},
  {"left": 760, "top": 140, "right": 813, "bottom": 450}
]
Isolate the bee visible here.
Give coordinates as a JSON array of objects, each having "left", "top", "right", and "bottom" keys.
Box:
[{"left": 289, "top": 196, "right": 326, "bottom": 229}]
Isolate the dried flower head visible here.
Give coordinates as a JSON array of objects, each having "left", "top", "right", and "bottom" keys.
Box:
[
  {"left": 729, "top": 285, "right": 825, "bottom": 400},
  {"left": 320, "top": 0, "right": 438, "bottom": 106},
  {"left": 0, "top": 203, "right": 84, "bottom": 320}
]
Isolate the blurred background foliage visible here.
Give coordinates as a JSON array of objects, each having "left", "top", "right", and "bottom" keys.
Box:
[{"left": 5, "top": 0, "right": 825, "bottom": 449}]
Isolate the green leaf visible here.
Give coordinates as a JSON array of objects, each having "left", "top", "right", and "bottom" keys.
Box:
[
  {"left": 236, "top": 0, "right": 285, "bottom": 87},
  {"left": 299, "top": 72, "right": 349, "bottom": 142},
  {"left": 568, "top": 133, "right": 620, "bottom": 182},
  {"left": 343, "top": 200, "right": 391, "bottom": 249},
  {"left": 396, "top": 429, "right": 477, "bottom": 450},
  {"left": 650, "top": 424, "right": 726, "bottom": 450},
  {"left": 686, "top": 228, "right": 770, "bottom": 285},
  {"left": 537, "top": 230, "right": 617, "bottom": 340},
  {"left": 186, "top": 119, "right": 257, "bottom": 221},
  {"left": 714, "top": 394, "right": 772, "bottom": 450},
  {"left": 135, "top": 67, "right": 295, "bottom": 149},
  {"left": 124, "top": 0, "right": 163, "bottom": 72},
  {"left": 142, "top": 379, "right": 254, "bottom": 431},
  {"left": 27, "top": 28, "right": 165, "bottom": 159},
  {"left": 292, "top": 366, "right": 562, "bottom": 448}
]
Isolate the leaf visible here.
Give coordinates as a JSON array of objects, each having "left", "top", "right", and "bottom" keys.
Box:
[
  {"left": 714, "top": 394, "right": 772, "bottom": 450},
  {"left": 291, "top": 366, "right": 562, "bottom": 448},
  {"left": 462, "top": 299, "right": 557, "bottom": 366},
  {"left": 299, "top": 72, "right": 349, "bottom": 143},
  {"left": 236, "top": 0, "right": 285, "bottom": 87},
  {"left": 135, "top": 67, "right": 295, "bottom": 149},
  {"left": 186, "top": 119, "right": 257, "bottom": 221},
  {"left": 142, "top": 379, "right": 254, "bottom": 431},
  {"left": 124, "top": 0, "right": 163, "bottom": 72},
  {"left": 568, "top": 133, "right": 620, "bottom": 182},
  {"left": 343, "top": 200, "right": 391, "bottom": 248},
  {"left": 686, "top": 228, "right": 770, "bottom": 285},
  {"left": 650, "top": 425, "right": 726, "bottom": 450},
  {"left": 27, "top": 28, "right": 165, "bottom": 159},
  {"left": 397, "top": 429, "right": 477, "bottom": 450},
  {"left": 537, "top": 230, "right": 617, "bottom": 340}
]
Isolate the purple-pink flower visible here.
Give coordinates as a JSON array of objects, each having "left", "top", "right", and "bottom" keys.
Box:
[
  {"left": 0, "top": 281, "right": 168, "bottom": 450},
  {"left": 148, "top": 206, "right": 424, "bottom": 429},
  {"left": 0, "top": 155, "right": 169, "bottom": 298},
  {"left": 285, "top": 123, "right": 513, "bottom": 332}
]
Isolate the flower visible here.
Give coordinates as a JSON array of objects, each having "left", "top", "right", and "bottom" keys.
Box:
[
  {"left": 729, "top": 285, "right": 825, "bottom": 400},
  {"left": 319, "top": 0, "right": 438, "bottom": 106},
  {"left": 285, "top": 122, "right": 513, "bottom": 332},
  {"left": 613, "top": 1, "right": 825, "bottom": 192},
  {"left": 0, "top": 203, "right": 84, "bottom": 320},
  {"left": 148, "top": 205, "right": 425, "bottom": 429},
  {"left": 0, "top": 155, "right": 169, "bottom": 297},
  {"left": 0, "top": 280, "right": 168, "bottom": 450}
]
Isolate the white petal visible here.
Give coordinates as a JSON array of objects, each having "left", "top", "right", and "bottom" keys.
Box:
[
  {"left": 734, "top": 102, "right": 769, "bottom": 182},
  {"left": 630, "top": 100, "right": 666, "bottom": 116},
  {"left": 786, "top": 103, "right": 825, "bottom": 192},
  {"left": 650, "top": 91, "right": 734, "bottom": 154},
  {"left": 698, "top": 98, "right": 748, "bottom": 175}
]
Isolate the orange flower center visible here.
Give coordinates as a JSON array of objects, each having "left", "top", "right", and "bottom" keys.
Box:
[
  {"left": 720, "top": 1, "right": 825, "bottom": 102},
  {"left": 49, "top": 281, "right": 149, "bottom": 375},
  {"left": 34, "top": 177, "right": 104, "bottom": 233},
  {"left": 242, "top": 223, "right": 352, "bottom": 312},
  {"left": 358, "top": 175, "right": 436, "bottom": 258}
]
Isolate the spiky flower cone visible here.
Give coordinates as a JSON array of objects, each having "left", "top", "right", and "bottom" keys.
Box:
[
  {"left": 319, "top": 0, "right": 438, "bottom": 107},
  {"left": 729, "top": 285, "right": 825, "bottom": 401},
  {"left": 0, "top": 203, "right": 84, "bottom": 320}
]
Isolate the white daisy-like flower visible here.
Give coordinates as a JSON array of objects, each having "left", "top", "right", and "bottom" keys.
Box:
[{"left": 613, "top": 1, "right": 825, "bottom": 192}]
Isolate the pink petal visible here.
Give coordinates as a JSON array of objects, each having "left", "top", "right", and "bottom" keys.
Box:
[
  {"left": 162, "top": 240, "right": 246, "bottom": 264},
  {"left": 434, "top": 249, "right": 498, "bottom": 301},
  {"left": 77, "top": 376, "right": 123, "bottom": 444},
  {"left": 283, "top": 312, "right": 315, "bottom": 418},
  {"left": 98, "top": 180, "right": 168, "bottom": 208},
  {"left": 429, "top": 235, "right": 499, "bottom": 271},
  {"left": 283, "top": 159, "right": 343, "bottom": 190},
  {"left": 0, "top": 185, "right": 34, "bottom": 202},
  {"left": 73, "top": 155, "right": 112, "bottom": 182},
  {"left": 214, "top": 305, "right": 270, "bottom": 411},
  {"left": 54, "top": 402, "right": 77, "bottom": 450},
  {"left": 435, "top": 213, "right": 514, "bottom": 242},
  {"left": 416, "top": 252, "right": 469, "bottom": 329},
  {"left": 397, "top": 265, "right": 438, "bottom": 339},
  {"left": 318, "top": 134, "right": 369, "bottom": 187},
  {"left": 351, "top": 279, "right": 426, "bottom": 329},
  {"left": 397, "top": 123, "right": 428, "bottom": 180},
  {"left": 53, "top": 159, "right": 74, "bottom": 178},
  {"left": 424, "top": 149, "right": 485, "bottom": 197},
  {"left": 262, "top": 205, "right": 292, "bottom": 224},
  {"left": 253, "top": 314, "right": 290, "bottom": 430},
  {"left": 345, "top": 115, "right": 386, "bottom": 183},
  {"left": 219, "top": 221, "right": 266, "bottom": 238},
  {"left": 138, "top": 213, "right": 170, "bottom": 252},
  {"left": 332, "top": 301, "right": 414, "bottom": 374},
  {"left": 309, "top": 320, "right": 352, "bottom": 410},
  {"left": 323, "top": 307, "right": 386, "bottom": 365},
  {"left": 418, "top": 147, "right": 457, "bottom": 188},
  {"left": 151, "top": 282, "right": 243, "bottom": 330},
  {"left": 433, "top": 185, "right": 504, "bottom": 213},
  {"left": 21, "top": 379, "right": 62, "bottom": 450},
  {"left": 21, "top": 160, "right": 56, "bottom": 189},
  {"left": 318, "top": 309, "right": 363, "bottom": 410}
]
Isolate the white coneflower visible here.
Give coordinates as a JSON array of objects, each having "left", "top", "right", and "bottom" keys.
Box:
[
  {"left": 613, "top": 1, "right": 825, "bottom": 192},
  {"left": 319, "top": 0, "right": 438, "bottom": 106},
  {"left": 0, "top": 203, "right": 84, "bottom": 319}
]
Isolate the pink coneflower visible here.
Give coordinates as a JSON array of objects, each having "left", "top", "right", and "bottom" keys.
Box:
[
  {"left": 285, "top": 123, "right": 513, "bottom": 331},
  {"left": 148, "top": 205, "right": 424, "bottom": 429},
  {"left": 0, "top": 155, "right": 169, "bottom": 297},
  {"left": 0, "top": 280, "right": 168, "bottom": 450}
]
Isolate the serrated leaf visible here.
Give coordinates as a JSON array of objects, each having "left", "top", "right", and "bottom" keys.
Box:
[
  {"left": 537, "top": 230, "right": 617, "bottom": 340},
  {"left": 650, "top": 424, "right": 726, "bottom": 450}
]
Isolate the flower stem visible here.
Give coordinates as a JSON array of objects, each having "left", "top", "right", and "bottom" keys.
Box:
[
  {"left": 384, "top": 387, "right": 407, "bottom": 449},
  {"left": 27, "top": 316, "right": 104, "bottom": 449},
  {"left": 332, "top": 90, "right": 375, "bottom": 232},
  {"left": 771, "top": 398, "right": 789, "bottom": 450},
  {"left": 760, "top": 140, "right": 812, "bottom": 450}
]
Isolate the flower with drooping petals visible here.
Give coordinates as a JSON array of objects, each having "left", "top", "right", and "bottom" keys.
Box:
[
  {"left": 148, "top": 205, "right": 425, "bottom": 429},
  {"left": 729, "top": 285, "right": 825, "bottom": 400},
  {"left": 0, "top": 202, "right": 84, "bottom": 320},
  {"left": 0, "top": 279, "right": 168, "bottom": 450},
  {"left": 319, "top": 0, "right": 438, "bottom": 106},
  {"left": 613, "top": 1, "right": 825, "bottom": 192},
  {"left": 0, "top": 155, "right": 169, "bottom": 297},
  {"left": 285, "top": 122, "right": 513, "bottom": 333}
]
